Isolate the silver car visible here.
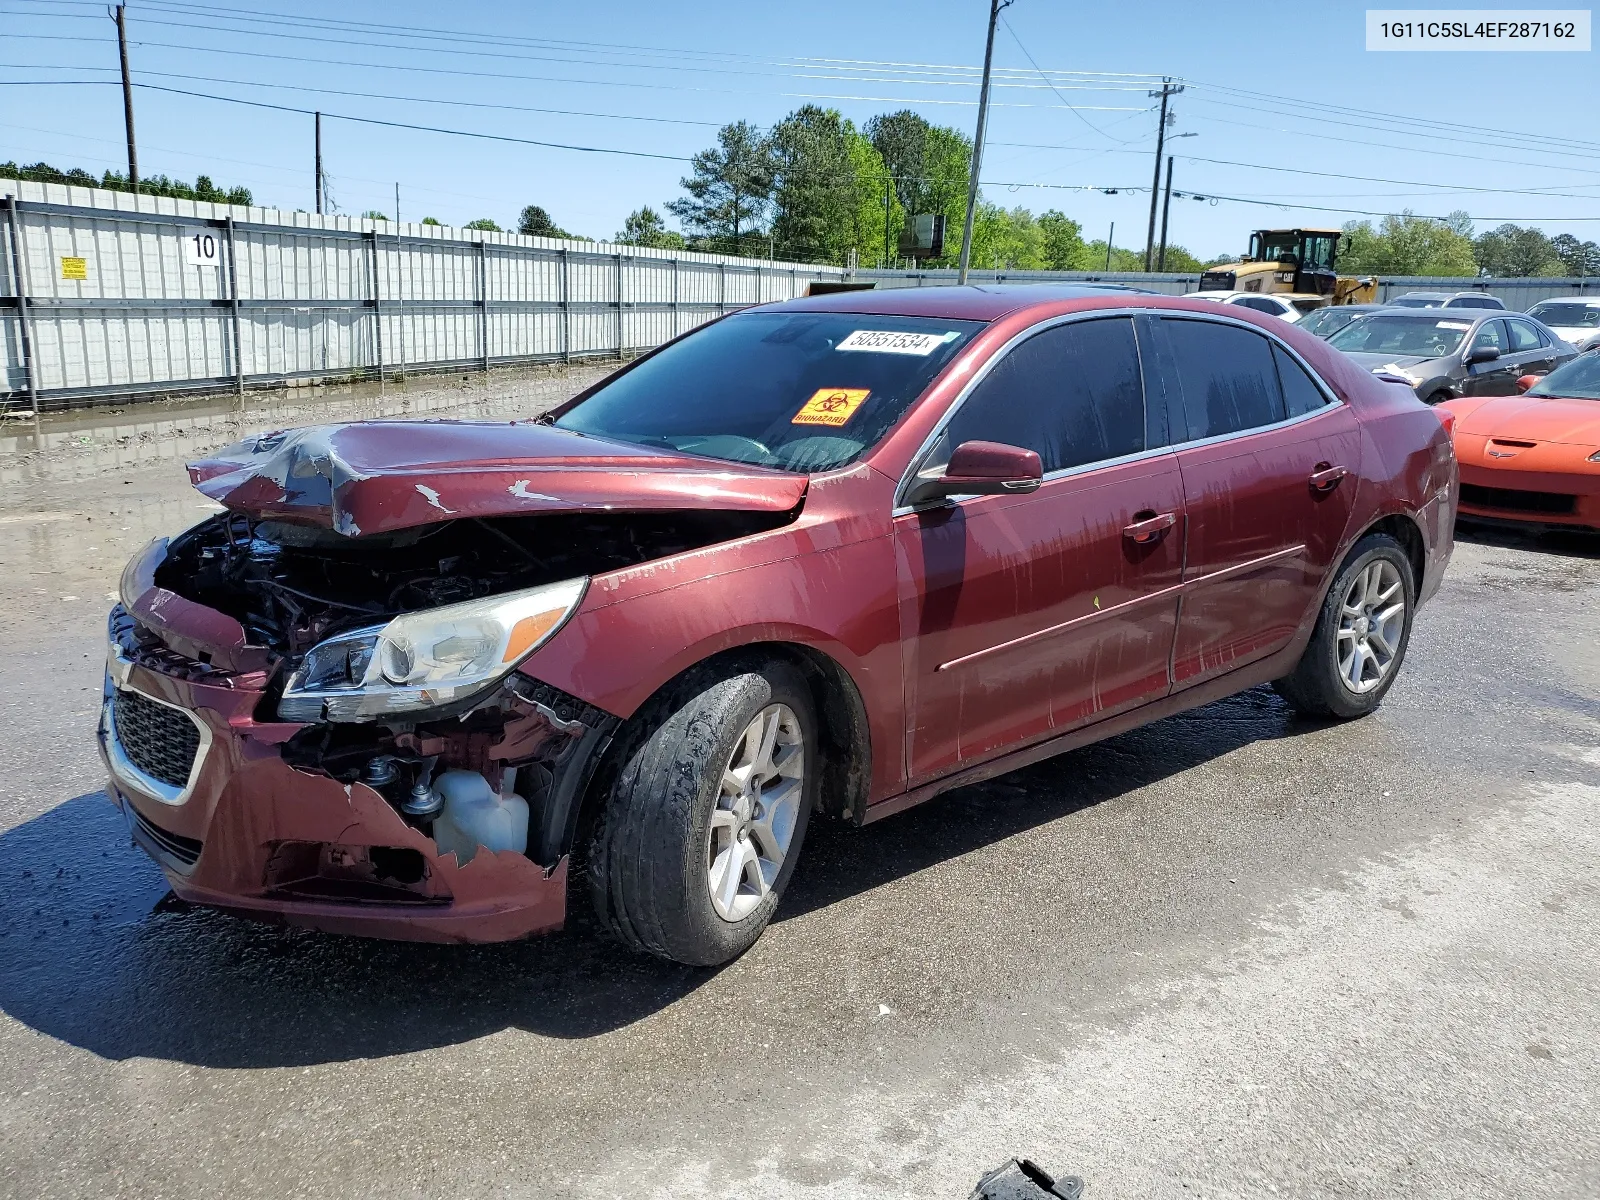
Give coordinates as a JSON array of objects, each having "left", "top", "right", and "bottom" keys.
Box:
[{"left": 1327, "top": 308, "right": 1574, "bottom": 404}]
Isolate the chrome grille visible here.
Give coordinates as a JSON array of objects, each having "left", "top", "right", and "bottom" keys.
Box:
[{"left": 112, "top": 689, "right": 201, "bottom": 790}]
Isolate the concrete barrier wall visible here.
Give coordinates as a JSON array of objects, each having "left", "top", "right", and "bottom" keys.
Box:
[{"left": 0, "top": 180, "right": 846, "bottom": 410}]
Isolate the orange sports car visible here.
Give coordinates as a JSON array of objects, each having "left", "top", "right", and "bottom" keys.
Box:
[{"left": 1439, "top": 352, "right": 1600, "bottom": 530}]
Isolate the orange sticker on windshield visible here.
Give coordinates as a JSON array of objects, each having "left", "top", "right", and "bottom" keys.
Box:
[{"left": 792, "top": 388, "right": 870, "bottom": 427}]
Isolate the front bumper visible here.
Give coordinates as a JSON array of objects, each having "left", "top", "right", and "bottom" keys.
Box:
[
  {"left": 1456, "top": 461, "right": 1600, "bottom": 531},
  {"left": 98, "top": 618, "right": 571, "bottom": 944}
]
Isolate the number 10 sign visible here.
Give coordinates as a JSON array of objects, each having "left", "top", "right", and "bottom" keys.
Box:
[{"left": 184, "top": 231, "right": 221, "bottom": 267}]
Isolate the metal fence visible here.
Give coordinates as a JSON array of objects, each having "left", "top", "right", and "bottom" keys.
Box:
[
  {"left": 1, "top": 179, "right": 847, "bottom": 411},
  {"left": 857, "top": 268, "right": 1599, "bottom": 308}
]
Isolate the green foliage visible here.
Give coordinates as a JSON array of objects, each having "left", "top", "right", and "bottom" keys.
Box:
[
  {"left": 1550, "top": 233, "right": 1600, "bottom": 276},
  {"left": 1473, "top": 223, "right": 1567, "bottom": 277},
  {"left": 360, "top": 210, "right": 389, "bottom": 221},
  {"left": 667, "top": 120, "right": 774, "bottom": 255},
  {"left": 615, "top": 206, "right": 686, "bottom": 249},
  {"left": 421, "top": 216, "right": 442, "bottom": 226},
  {"left": 1339, "top": 210, "right": 1478, "bottom": 276},
  {"left": 1083, "top": 242, "right": 1152, "bottom": 272},
  {"left": 1038, "top": 210, "right": 1089, "bottom": 270},
  {"left": 970, "top": 204, "right": 1044, "bottom": 270},
  {"left": 1, "top": 160, "right": 252, "bottom": 205},
  {"left": 463, "top": 218, "right": 502, "bottom": 232},
  {"left": 768, "top": 106, "right": 865, "bottom": 265},
  {"left": 518, "top": 205, "right": 570, "bottom": 238},
  {"left": 1155, "top": 244, "right": 1205, "bottom": 272}
]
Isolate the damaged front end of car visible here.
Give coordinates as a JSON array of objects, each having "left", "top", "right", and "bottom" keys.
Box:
[{"left": 99, "top": 420, "right": 805, "bottom": 941}]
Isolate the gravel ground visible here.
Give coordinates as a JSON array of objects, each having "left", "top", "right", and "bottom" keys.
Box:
[{"left": 0, "top": 370, "right": 1596, "bottom": 1199}]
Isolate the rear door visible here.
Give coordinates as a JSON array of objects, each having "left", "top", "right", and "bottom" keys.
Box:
[
  {"left": 1154, "top": 316, "right": 1362, "bottom": 689},
  {"left": 895, "top": 316, "right": 1185, "bottom": 783},
  {"left": 1505, "top": 317, "right": 1559, "bottom": 376}
]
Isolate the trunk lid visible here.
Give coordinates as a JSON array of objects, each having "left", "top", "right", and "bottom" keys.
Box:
[{"left": 189, "top": 421, "right": 808, "bottom": 536}]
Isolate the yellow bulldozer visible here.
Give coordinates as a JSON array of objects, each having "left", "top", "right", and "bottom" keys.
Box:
[{"left": 1198, "top": 228, "right": 1378, "bottom": 308}]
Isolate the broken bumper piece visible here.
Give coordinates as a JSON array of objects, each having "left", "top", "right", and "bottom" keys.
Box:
[{"left": 99, "top": 607, "right": 612, "bottom": 944}]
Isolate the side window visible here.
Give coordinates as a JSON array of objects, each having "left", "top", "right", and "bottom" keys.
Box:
[
  {"left": 1471, "top": 320, "right": 1507, "bottom": 354},
  {"left": 1273, "top": 344, "right": 1333, "bottom": 417},
  {"left": 943, "top": 317, "right": 1146, "bottom": 475},
  {"left": 1236, "top": 296, "right": 1279, "bottom": 314},
  {"left": 1506, "top": 320, "right": 1543, "bottom": 352},
  {"left": 1162, "top": 318, "right": 1286, "bottom": 440}
]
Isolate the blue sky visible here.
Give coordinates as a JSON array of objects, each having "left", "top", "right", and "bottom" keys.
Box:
[{"left": 3, "top": 0, "right": 1598, "bottom": 258}]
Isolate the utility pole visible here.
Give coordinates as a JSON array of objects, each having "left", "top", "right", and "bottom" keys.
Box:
[
  {"left": 1157, "top": 156, "right": 1174, "bottom": 271},
  {"left": 1105, "top": 221, "right": 1114, "bottom": 271},
  {"left": 883, "top": 173, "right": 892, "bottom": 270},
  {"left": 113, "top": 4, "right": 138, "bottom": 191},
  {"left": 314, "top": 112, "right": 323, "bottom": 215},
  {"left": 957, "top": 0, "right": 1011, "bottom": 285},
  {"left": 1143, "top": 79, "right": 1183, "bottom": 271}
]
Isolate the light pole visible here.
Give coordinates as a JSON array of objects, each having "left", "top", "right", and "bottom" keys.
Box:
[{"left": 957, "top": 0, "right": 1012, "bottom": 285}]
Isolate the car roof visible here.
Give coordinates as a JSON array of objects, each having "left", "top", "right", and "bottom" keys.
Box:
[
  {"left": 1395, "top": 291, "right": 1497, "bottom": 300},
  {"left": 1529, "top": 296, "right": 1600, "bottom": 306},
  {"left": 765, "top": 283, "right": 1156, "bottom": 321}
]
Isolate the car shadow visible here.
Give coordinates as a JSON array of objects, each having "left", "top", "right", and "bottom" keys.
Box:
[
  {"left": 1454, "top": 517, "right": 1600, "bottom": 559},
  {"left": 0, "top": 686, "right": 1318, "bottom": 1069}
]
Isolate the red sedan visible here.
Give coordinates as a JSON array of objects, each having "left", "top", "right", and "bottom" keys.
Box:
[{"left": 102, "top": 287, "right": 1456, "bottom": 964}]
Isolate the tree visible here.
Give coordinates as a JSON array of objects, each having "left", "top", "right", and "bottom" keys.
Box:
[
  {"left": 971, "top": 204, "right": 1045, "bottom": 270},
  {"left": 667, "top": 120, "right": 774, "bottom": 256},
  {"left": 615, "top": 206, "right": 686, "bottom": 249},
  {"left": 518, "top": 205, "right": 568, "bottom": 238},
  {"left": 464, "top": 218, "right": 502, "bottom": 232},
  {"left": 1154, "top": 244, "right": 1205, "bottom": 273},
  {"left": 863, "top": 112, "right": 971, "bottom": 267},
  {"left": 1338, "top": 210, "right": 1478, "bottom": 275},
  {"left": 360, "top": 210, "right": 389, "bottom": 221},
  {"left": 1550, "top": 233, "right": 1600, "bottom": 277},
  {"left": 768, "top": 106, "right": 860, "bottom": 264},
  {"left": 2, "top": 160, "right": 251, "bottom": 205},
  {"left": 421, "top": 216, "right": 441, "bottom": 226},
  {"left": 1473, "top": 223, "right": 1563, "bottom": 277},
  {"left": 1039, "top": 210, "right": 1089, "bottom": 270}
]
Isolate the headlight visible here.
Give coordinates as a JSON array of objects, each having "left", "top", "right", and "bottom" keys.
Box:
[{"left": 279, "top": 577, "right": 587, "bottom": 722}]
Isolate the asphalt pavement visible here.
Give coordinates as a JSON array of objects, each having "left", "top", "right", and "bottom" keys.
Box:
[{"left": 0, "top": 371, "right": 1596, "bottom": 1199}]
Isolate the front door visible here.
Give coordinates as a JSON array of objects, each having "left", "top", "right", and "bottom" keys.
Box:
[
  {"left": 895, "top": 316, "right": 1185, "bottom": 785},
  {"left": 1463, "top": 319, "right": 1518, "bottom": 396},
  {"left": 1152, "top": 316, "right": 1362, "bottom": 689}
]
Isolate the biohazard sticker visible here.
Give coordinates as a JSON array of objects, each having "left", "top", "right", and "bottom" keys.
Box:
[{"left": 792, "top": 388, "right": 870, "bottom": 426}]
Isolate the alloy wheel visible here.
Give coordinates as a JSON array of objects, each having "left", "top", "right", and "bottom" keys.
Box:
[
  {"left": 706, "top": 703, "right": 805, "bottom": 922},
  {"left": 1336, "top": 559, "right": 1406, "bottom": 694}
]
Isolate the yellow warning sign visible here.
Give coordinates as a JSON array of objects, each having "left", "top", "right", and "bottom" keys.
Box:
[
  {"left": 60, "top": 256, "right": 88, "bottom": 281},
  {"left": 792, "top": 387, "right": 869, "bottom": 427}
]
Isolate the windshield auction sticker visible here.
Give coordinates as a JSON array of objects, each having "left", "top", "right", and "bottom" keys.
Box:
[
  {"left": 1367, "top": 10, "right": 1590, "bottom": 49},
  {"left": 793, "top": 388, "right": 870, "bottom": 426},
  {"left": 836, "top": 330, "right": 956, "bottom": 355}
]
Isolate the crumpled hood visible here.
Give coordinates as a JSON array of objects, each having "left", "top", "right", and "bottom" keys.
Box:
[
  {"left": 189, "top": 421, "right": 808, "bottom": 536},
  {"left": 1454, "top": 394, "right": 1600, "bottom": 445},
  {"left": 1340, "top": 352, "right": 1444, "bottom": 373}
]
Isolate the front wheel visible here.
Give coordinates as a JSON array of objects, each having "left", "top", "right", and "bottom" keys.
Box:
[
  {"left": 1274, "top": 532, "right": 1416, "bottom": 719},
  {"left": 587, "top": 660, "right": 817, "bottom": 966}
]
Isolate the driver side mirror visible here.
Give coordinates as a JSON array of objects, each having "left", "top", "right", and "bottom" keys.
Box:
[
  {"left": 904, "top": 440, "right": 1044, "bottom": 507},
  {"left": 1516, "top": 373, "right": 1545, "bottom": 393},
  {"left": 1467, "top": 345, "right": 1501, "bottom": 366}
]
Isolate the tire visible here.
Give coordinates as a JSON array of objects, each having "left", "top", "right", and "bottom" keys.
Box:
[
  {"left": 1424, "top": 389, "right": 1452, "bottom": 406},
  {"left": 587, "top": 659, "right": 818, "bottom": 966},
  {"left": 1273, "top": 532, "right": 1417, "bottom": 720}
]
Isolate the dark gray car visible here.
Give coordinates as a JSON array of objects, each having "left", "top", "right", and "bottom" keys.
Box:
[
  {"left": 1296, "top": 303, "right": 1392, "bottom": 340},
  {"left": 1327, "top": 309, "right": 1574, "bottom": 404}
]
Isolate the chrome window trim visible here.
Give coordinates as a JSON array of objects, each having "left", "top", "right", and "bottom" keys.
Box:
[
  {"left": 892, "top": 306, "right": 1346, "bottom": 516},
  {"left": 99, "top": 640, "right": 213, "bottom": 806}
]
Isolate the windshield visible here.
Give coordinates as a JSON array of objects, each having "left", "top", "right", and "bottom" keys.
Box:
[
  {"left": 1527, "top": 353, "right": 1600, "bottom": 400},
  {"left": 1251, "top": 232, "right": 1299, "bottom": 263},
  {"left": 1328, "top": 313, "right": 1473, "bottom": 358},
  {"left": 1527, "top": 302, "right": 1600, "bottom": 329},
  {"left": 1389, "top": 296, "right": 1443, "bottom": 308},
  {"left": 554, "top": 311, "right": 983, "bottom": 472},
  {"left": 1298, "top": 307, "right": 1363, "bottom": 338}
]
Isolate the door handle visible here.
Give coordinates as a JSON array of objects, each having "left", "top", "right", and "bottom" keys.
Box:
[
  {"left": 1123, "top": 511, "right": 1177, "bottom": 544},
  {"left": 1309, "top": 464, "right": 1348, "bottom": 493}
]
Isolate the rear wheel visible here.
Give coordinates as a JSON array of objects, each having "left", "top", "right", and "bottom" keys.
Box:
[
  {"left": 1274, "top": 532, "right": 1416, "bottom": 719},
  {"left": 1424, "top": 389, "right": 1452, "bottom": 406},
  {"left": 587, "top": 660, "right": 816, "bottom": 966}
]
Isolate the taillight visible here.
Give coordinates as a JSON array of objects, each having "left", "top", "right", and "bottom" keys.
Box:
[{"left": 1435, "top": 407, "right": 1457, "bottom": 436}]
